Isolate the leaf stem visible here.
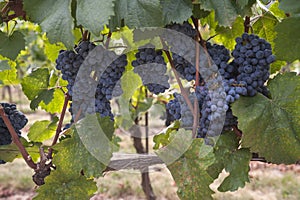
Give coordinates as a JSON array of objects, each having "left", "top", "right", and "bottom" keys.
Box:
[{"left": 0, "top": 105, "right": 37, "bottom": 169}]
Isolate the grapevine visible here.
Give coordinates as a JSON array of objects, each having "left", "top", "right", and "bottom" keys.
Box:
[{"left": 0, "top": 1, "right": 299, "bottom": 200}]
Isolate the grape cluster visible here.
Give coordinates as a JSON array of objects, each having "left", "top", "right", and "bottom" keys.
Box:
[
  {"left": 165, "top": 21, "right": 197, "bottom": 39},
  {"left": 94, "top": 54, "right": 127, "bottom": 119},
  {"left": 132, "top": 45, "right": 170, "bottom": 94},
  {"left": 0, "top": 103, "right": 27, "bottom": 164},
  {"left": 55, "top": 41, "right": 96, "bottom": 96},
  {"left": 206, "top": 43, "right": 238, "bottom": 79},
  {"left": 232, "top": 33, "right": 275, "bottom": 96},
  {"left": 165, "top": 32, "right": 275, "bottom": 144}
]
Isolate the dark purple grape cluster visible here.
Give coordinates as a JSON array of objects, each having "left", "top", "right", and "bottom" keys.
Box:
[
  {"left": 165, "top": 21, "right": 197, "bottom": 39},
  {"left": 232, "top": 33, "right": 275, "bottom": 96},
  {"left": 132, "top": 45, "right": 170, "bottom": 94},
  {"left": 95, "top": 54, "right": 127, "bottom": 119},
  {"left": 165, "top": 32, "right": 275, "bottom": 144},
  {"left": 206, "top": 43, "right": 238, "bottom": 80},
  {"left": 55, "top": 41, "right": 96, "bottom": 96},
  {"left": 0, "top": 103, "right": 26, "bottom": 164}
]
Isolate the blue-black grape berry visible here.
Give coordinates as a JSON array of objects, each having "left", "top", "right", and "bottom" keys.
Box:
[
  {"left": 132, "top": 45, "right": 170, "bottom": 94},
  {"left": 232, "top": 33, "right": 275, "bottom": 96}
]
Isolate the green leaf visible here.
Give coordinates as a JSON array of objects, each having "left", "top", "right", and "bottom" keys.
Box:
[
  {"left": 34, "top": 169, "right": 97, "bottom": 200},
  {"left": 53, "top": 115, "right": 114, "bottom": 178},
  {"left": 0, "top": 64, "right": 19, "bottom": 85},
  {"left": 0, "top": 31, "right": 25, "bottom": 60},
  {"left": 76, "top": 0, "right": 115, "bottom": 36},
  {"left": 214, "top": 16, "right": 244, "bottom": 50},
  {"left": 44, "top": 39, "right": 65, "bottom": 62},
  {"left": 0, "top": 138, "right": 41, "bottom": 163},
  {"left": 28, "top": 117, "right": 58, "bottom": 142},
  {"left": 0, "top": 60, "right": 10, "bottom": 71},
  {"left": 40, "top": 89, "right": 65, "bottom": 114},
  {"left": 23, "top": 0, "right": 75, "bottom": 49},
  {"left": 192, "top": 4, "right": 211, "bottom": 19},
  {"left": 279, "top": 0, "right": 300, "bottom": 16},
  {"left": 270, "top": 60, "right": 286, "bottom": 74},
  {"left": 236, "top": 0, "right": 249, "bottom": 9},
  {"left": 21, "top": 68, "right": 50, "bottom": 100},
  {"left": 253, "top": 13, "right": 278, "bottom": 47},
  {"left": 269, "top": 1, "right": 286, "bottom": 21},
  {"left": 167, "top": 139, "right": 215, "bottom": 200},
  {"left": 207, "top": 132, "right": 251, "bottom": 192},
  {"left": 30, "top": 89, "right": 54, "bottom": 110},
  {"left": 232, "top": 73, "right": 300, "bottom": 164},
  {"left": 274, "top": 17, "right": 300, "bottom": 62},
  {"left": 112, "top": 0, "right": 163, "bottom": 29},
  {"left": 161, "top": 0, "right": 193, "bottom": 24},
  {"left": 218, "top": 148, "right": 251, "bottom": 192},
  {"left": 153, "top": 120, "right": 180, "bottom": 149},
  {"left": 198, "top": 0, "right": 254, "bottom": 27},
  {"left": 121, "top": 70, "right": 142, "bottom": 99}
]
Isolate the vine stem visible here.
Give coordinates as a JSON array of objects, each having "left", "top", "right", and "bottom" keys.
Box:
[
  {"left": 244, "top": 16, "right": 251, "bottom": 33},
  {"left": 104, "top": 32, "right": 112, "bottom": 49},
  {"left": 0, "top": 105, "right": 37, "bottom": 169},
  {"left": 51, "top": 93, "right": 70, "bottom": 146},
  {"left": 160, "top": 38, "right": 194, "bottom": 115}
]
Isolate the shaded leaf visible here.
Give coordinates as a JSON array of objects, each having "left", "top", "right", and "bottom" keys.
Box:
[
  {"left": 0, "top": 31, "right": 25, "bottom": 60},
  {"left": 232, "top": 73, "right": 300, "bottom": 164},
  {"left": 207, "top": 132, "right": 251, "bottom": 192},
  {"left": 40, "top": 89, "right": 65, "bottom": 114},
  {"left": 161, "top": 0, "right": 193, "bottom": 24},
  {"left": 198, "top": 0, "right": 255, "bottom": 27},
  {"left": 34, "top": 169, "right": 97, "bottom": 200},
  {"left": 21, "top": 68, "right": 50, "bottom": 100},
  {"left": 53, "top": 115, "right": 114, "bottom": 178},
  {"left": 23, "top": 0, "right": 74, "bottom": 49},
  {"left": 274, "top": 17, "right": 300, "bottom": 62},
  {"left": 167, "top": 139, "right": 215, "bottom": 200},
  {"left": 76, "top": 0, "right": 115, "bottom": 36},
  {"left": 0, "top": 60, "right": 10, "bottom": 71},
  {"left": 30, "top": 89, "right": 54, "bottom": 110},
  {"left": 279, "top": 0, "right": 300, "bottom": 16},
  {"left": 110, "top": 0, "right": 163, "bottom": 29}
]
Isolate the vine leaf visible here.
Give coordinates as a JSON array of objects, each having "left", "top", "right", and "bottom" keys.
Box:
[
  {"left": 253, "top": 13, "right": 279, "bottom": 48},
  {"left": 274, "top": 16, "right": 300, "bottom": 62},
  {"left": 33, "top": 169, "right": 97, "bottom": 200},
  {"left": 0, "top": 64, "right": 18, "bottom": 85},
  {"left": 116, "top": 71, "right": 142, "bottom": 129},
  {"left": 0, "top": 31, "right": 25, "bottom": 60},
  {"left": 30, "top": 89, "right": 54, "bottom": 110},
  {"left": 207, "top": 132, "right": 251, "bottom": 192},
  {"left": 23, "top": 0, "right": 74, "bottom": 49},
  {"left": 21, "top": 68, "right": 50, "bottom": 100},
  {"left": 110, "top": 0, "right": 163, "bottom": 29},
  {"left": 53, "top": 115, "right": 114, "bottom": 178},
  {"left": 167, "top": 138, "right": 215, "bottom": 200},
  {"left": 28, "top": 117, "right": 59, "bottom": 142},
  {"left": 161, "top": 0, "right": 193, "bottom": 24},
  {"left": 0, "top": 138, "right": 41, "bottom": 163},
  {"left": 198, "top": 0, "right": 255, "bottom": 27},
  {"left": 232, "top": 73, "right": 300, "bottom": 164},
  {"left": 39, "top": 89, "right": 65, "bottom": 114},
  {"left": 0, "top": 60, "right": 10, "bottom": 71},
  {"left": 279, "top": 0, "right": 300, "bottom": 16},
  {"left": 214, "top": 16, "right": 244, "bottom": 50},
  {"left": 76, "top": 0, "right": 115, "bottom": 36}
]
